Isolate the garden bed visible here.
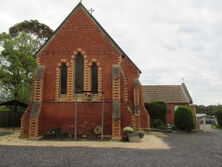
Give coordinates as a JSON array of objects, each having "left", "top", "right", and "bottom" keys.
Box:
[
  {"left": 151, "top": 128, "right": 201, "bottom": 134},
  {"left": 0, "top": 128, "right": 170, "bottom": 149}
]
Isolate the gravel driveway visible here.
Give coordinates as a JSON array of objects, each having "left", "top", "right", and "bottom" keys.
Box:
[{"left": 0, "top": 125, "right": 221, "bottom": 167}]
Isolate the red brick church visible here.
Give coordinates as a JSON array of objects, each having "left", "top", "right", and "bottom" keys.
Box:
[{"left": 20, "top": 3, "right": 150, "bottom": 139}]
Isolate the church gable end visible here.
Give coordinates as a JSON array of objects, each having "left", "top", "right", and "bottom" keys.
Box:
[{"left": 21, "top": 2, "right": 149, "bottom": 139}]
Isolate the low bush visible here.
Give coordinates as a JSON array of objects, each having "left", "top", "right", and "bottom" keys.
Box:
[
  {"left": 45, "top": 127, "right": 69, "bottom": 137},
  {"left": 60, "top": 130, "right": 69, "bottom": 136},
  {"left": 158, "top": 124, "right": 168, "bottom": 129},
  {"left": 174, "top": 105, "right": 194, "bottom": 130},
  {"left": 46, "top": 127, "right": 61, "bottom": 135},
  {"left": 138, "top": 131, "right": 145, "bottom": 138},
  {"left": 215, "top": 110, "right": 222, "bottom": 128},
  {"left": 152, "top": 119, "right": 165, "bottom": 128}
]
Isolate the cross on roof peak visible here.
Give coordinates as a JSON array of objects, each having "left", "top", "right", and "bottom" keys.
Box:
[{"left": 89, "top": 8, "right": 95, "bottom": 14}]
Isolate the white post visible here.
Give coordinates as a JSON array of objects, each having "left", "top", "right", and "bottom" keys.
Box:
[
  {"left": 101, "top": 93, "right": 104, "bottom": 140},
  {"left": 203, "top": 116, "right": 206, "bottom": 132},
  {"left": 75, "top": 93, "right": 77, "bottom": 140}
]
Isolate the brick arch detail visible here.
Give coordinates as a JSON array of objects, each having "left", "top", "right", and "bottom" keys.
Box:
[
  {"left": 55, "top": 59, "right": 70, "bottom": 101},
  {"left": 88, "top": 58, "right": 103, "bottom": 101},
  {"left": 69, "top": 48, "right": 89, "bottom": 101},
  {"left": 55, "top": 48, "right": 103, "bottom": 102}
]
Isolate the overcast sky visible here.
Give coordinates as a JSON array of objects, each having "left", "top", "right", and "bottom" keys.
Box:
[{"left": 0, "top": 0, "right": 221, "bottom": 105}]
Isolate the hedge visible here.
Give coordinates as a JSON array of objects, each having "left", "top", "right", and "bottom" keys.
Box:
[
  {"left": 146, "top": 100, "right": 167, "bottom": 127},
  {"left": 174, "top": 105, "right": 194, "bottom": 130}
]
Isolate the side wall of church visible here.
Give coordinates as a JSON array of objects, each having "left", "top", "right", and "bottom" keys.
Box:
[{"left": 121, "top": 57, "right": 149, "bottom": 130}]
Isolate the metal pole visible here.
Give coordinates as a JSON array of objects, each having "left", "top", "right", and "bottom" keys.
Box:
[
  {"left": 13, "top": 101, "right": 17, "bottom": 132},
  {"left": 101, "top": 93, "right": 104, "bottom": 140},
  {"left": 75, "top": 93, "right": 77, "bottom": 140}
]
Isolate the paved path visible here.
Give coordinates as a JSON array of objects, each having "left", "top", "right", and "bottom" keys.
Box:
[{"left": 0, "top": 126, "right": 221, "bottom": 167}]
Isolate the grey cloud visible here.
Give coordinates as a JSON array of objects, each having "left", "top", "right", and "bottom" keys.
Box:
[{"left": 177, "top": 26, "right": 202, "bottom": 34}]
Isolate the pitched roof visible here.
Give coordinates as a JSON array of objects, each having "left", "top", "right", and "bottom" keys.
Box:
[
  {"left": 35, "top": 2, "right": 141, "bottom": 73},
  {"left": 142, "top": 84, "right": 193, "bottom": 104}
]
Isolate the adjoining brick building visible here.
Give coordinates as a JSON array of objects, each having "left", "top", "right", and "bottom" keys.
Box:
[
  {"left": 20, "top": 3, "right": 150, "bottom": 139},
  {"left": 143, "top": 83, "right": 193, "bottom": 125}
]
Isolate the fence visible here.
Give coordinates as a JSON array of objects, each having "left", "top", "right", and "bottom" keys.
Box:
[{"left": 0, "top": 111, "right": 24, "bottom": 127}]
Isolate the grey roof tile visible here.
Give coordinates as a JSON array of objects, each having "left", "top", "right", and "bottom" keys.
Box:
[{"left": 142, "top": 84, "right": 193, "bottom": 104}]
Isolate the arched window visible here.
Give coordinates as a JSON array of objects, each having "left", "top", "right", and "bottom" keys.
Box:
[
  {"left": 91, "top": 62, "right": 98, "bottom": 93},
  {"left": 60, "top": 63, "right": 67, "bottom": 94},
  {"left": 75, "top": 53, "right": 84, "bottom": 93}
]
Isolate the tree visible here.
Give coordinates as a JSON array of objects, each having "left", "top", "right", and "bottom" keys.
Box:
[
  {"left": 9, "top": 20, "right": 53, "bottom": 46},
  {"left": 0, "top": 20, "right": 53, "bottom": 105},
  {"left": 0, "top": 32, "right": 39, "bottom": 103},
  {"left": 215, "top": 109, "right": 222, "bottom": 128},
  {"left": 194, "top": 104, "right": 222, "bottom": 116}
]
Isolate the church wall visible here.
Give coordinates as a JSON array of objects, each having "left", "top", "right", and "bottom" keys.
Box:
[
  {"left": 36, "top": 6, "right": 123, "bottom": 136},
  {"left": 121, "top": 57, "right": 139, "bottom": 102},
  {"left": 22, "top": 4, "right": 149, "bottom": 138},
  {"left": 39, "top": 102, "right": 113, "bottom": 136},
  {"left": 121, "top": 57, "right": 149, "bottom": 130},
  {"left": 38, "top": 7, "right": 121, "bottom": 102}
]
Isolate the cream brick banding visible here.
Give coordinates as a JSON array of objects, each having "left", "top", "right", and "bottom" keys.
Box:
[{"left": 55, "top": 49, "right": 103, "bottom": 102}]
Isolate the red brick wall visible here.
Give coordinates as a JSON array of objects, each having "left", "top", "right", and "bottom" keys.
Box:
[
  {"left": 121, "top": 55, "right": 149, "bottom": 130},
  {"left": 22, "top": 5, "right": 148, "bottom": 137},
  {"left": 20, "top": 110, "right": 30, "bottom": 137},
  {"left": 121, "top": 57, "right": 138, "bottom": 102},
  {"left": 140, "top": 106, "right": 149, "bottom": 129},
  {"left": 38, "top": 6, "right": 120, "bottom": 136},
  {"left": 39, "top": 7, "right": 121, "bottom": 101},
  {"left": 166, "top": 104, "right": 175, "bottom": 125},
  {"left": 39, "top": 102, "right": 113, "bottom": 136}
]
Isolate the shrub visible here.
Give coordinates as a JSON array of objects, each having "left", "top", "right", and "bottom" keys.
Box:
[
  {"left": 138, "top": 131, "right": 145, "bottom": 138},
  {"left": 174, "top": 105, "right": 194, "bottom": 130},
  {"left": 146, "top": 100, "right": 167, "bottom": 127},
  {"left": 60, "top": 130, "right": 69, "bottom": 136},
  {"left": 152, "top": 119, "right": 165, "bottom": 128},
  {"left": 46, "top": 127, "right": 61, "bottom": 135},
  {"left": 45, "top": 127, "right": 69, "bottom": 137},
  {"left": 158, "top": 124, "right": 168, "bottom": 129},
  {"left": 215, "top": 110, "right": 222, "bottom": 128}
]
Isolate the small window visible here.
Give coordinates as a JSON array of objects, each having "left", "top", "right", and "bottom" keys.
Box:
[
  {"left": 75, "top": 53, "right": 84, "bottom": 93},
  {"left": 91, "top": 62, "right": 98, "bottom": 93},
  {"left": 60, "top": 64, "right": 67, "bottom": 94}
]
